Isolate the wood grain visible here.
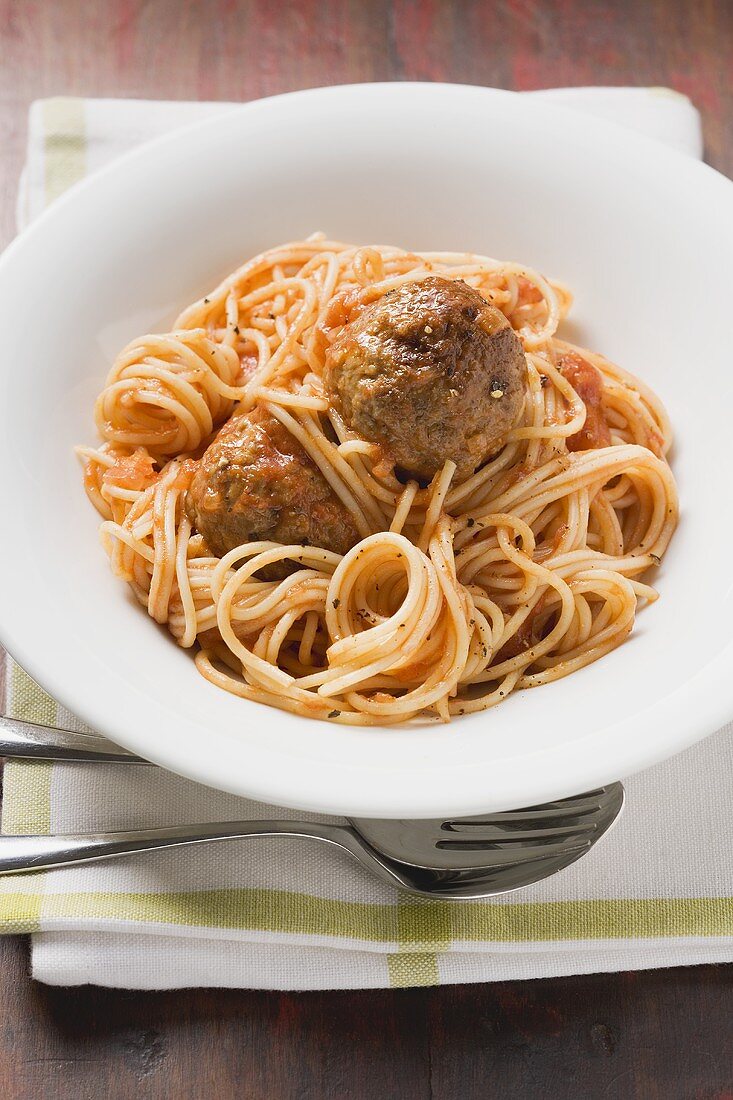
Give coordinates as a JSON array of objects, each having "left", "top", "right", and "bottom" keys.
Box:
[
  {"left": 1, "top": 1, "right": 733, "bottom": 1097},
  {"left": 1, "top": 0, "right": 733, "bottom": 252},
  {"left": 1, "top": 930, "right": 733, "bottom": 1099}
]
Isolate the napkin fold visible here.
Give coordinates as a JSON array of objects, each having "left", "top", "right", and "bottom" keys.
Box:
[{"left": 5, "top": 87, "right": 728, "bottom": 992}]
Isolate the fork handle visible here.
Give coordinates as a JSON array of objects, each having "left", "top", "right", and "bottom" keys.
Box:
[
  {"left": 0, "top": 820, "right": 353, "bottom": 874},
  {"left": 0, "top": 716, "right": 146, "bottom": 763}
]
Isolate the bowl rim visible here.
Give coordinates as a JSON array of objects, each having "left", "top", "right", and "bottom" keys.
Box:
[{"left": 1, "top": 81, "right": 733, "bottom": 816}]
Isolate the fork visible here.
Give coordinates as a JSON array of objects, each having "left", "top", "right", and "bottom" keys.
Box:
[{"left": 0, "top": 715, "right": 624, "bottom": 898}]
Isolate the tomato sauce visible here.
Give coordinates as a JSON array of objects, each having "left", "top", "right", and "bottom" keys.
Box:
[{"left": 558, "top": 352, "right": 611, "bottom": 451}]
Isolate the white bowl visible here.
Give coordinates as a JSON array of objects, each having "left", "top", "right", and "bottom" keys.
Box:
[{"left": 1, "top": 83, "right": 732, "bottom": 817}]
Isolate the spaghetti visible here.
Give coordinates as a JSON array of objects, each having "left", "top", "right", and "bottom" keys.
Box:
[{"left": 79, "top": 236, "right": 678, "bottom": 725}]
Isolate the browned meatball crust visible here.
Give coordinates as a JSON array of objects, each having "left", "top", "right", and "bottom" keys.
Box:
[
  {"left": 186, "top": 409, "right": 359, "bottom": 567},
  {"left": 323, "top": 276, "right": 527, "bottom": 480}
]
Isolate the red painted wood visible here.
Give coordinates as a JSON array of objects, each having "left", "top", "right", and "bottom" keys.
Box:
[{"left": 0, "top": 2, "right": 732, "bottom": 1096}]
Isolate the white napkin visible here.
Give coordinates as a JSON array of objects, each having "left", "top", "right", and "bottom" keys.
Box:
[{"left": 11, "top": 88, "right": 727, "bottom": 992}]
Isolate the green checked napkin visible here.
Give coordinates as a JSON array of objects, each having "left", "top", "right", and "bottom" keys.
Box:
[{"left": 5, "top": 90, "right": 730, "bottom": 991}]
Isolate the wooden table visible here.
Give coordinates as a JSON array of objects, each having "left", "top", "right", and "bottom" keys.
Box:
[{"left": 1, "top": 2, "right": 732, "bottom": 1096}]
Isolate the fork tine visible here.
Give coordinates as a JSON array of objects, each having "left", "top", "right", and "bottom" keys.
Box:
[
  {"left": 351, "top": 782, "right": 623, "bottom": 879},
  {"left": 438, "top": 822, "right": 597, "bottom": 844},
  {"left": 443, "top": 795, "right": 605, "bottom": 828},
  {"left": 432, "top": 837, "right": 594, "bottom": 868}
]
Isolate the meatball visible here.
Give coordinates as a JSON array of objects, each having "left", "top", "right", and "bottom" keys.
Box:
[
  {"left": 323, "top": 276, "right": 527, "bottom": 480},
  {"left": 186, "top": 409, "right": 359, "bottom": 568}
]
